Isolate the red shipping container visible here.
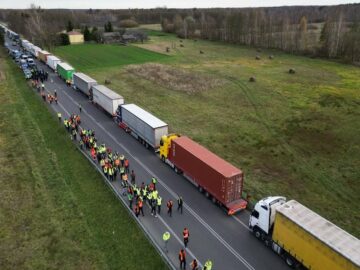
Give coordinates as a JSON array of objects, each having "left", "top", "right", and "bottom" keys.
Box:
[{"left": 169, "top": 136, "right": 246, "bottom": 214}]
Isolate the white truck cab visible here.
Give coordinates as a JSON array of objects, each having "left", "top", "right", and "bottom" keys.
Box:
[{"left": 249, "top": 196, "right": 286, "bottom": 237}]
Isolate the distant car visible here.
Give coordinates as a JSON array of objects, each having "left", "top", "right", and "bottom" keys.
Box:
[
  {"left": 27, "top": 58, "right": 35, "bottom": 67},
  {"left": 23, "top": 69, "right": 32, "bottom": 80},
  {"left": 20, "top": 59, "right": 28, "bottom": 70},
  {"left": 21, "top": 54, "right": 29, "bottom": 60}
]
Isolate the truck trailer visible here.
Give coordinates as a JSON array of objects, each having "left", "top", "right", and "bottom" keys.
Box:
[
  {"left": 30, "top": 45, "right": 41, "bottom": 57},
  {"left": 159, "top": 135, "right": 247, "bottom": 214},
  {"left": 46, "top": 55, "right": 61, "bottom": 71},
  {"left": 56, "top": 62, "right": 75, "bottom": 81},
  {"left": 249, "top": 197, "right": 360, "bottom": 269},
  {"left": 118, "top": 104, "right": 168, "bottom": 150},
  {"left": 92, "top": 85, "right": 124, "bottom": 115},
  {"left": 38, "top": 50, "right": 51, "bottom": 63},
  {"left": 73, "top": 72, "right": 97, "bottom": 96}
]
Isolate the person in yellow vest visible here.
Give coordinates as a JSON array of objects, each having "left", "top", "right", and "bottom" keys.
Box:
[
  {"left": 157, "top": 196, "right": 162, "bottom": 215},
  {"left": 203, "top": 260, "right": 212, "bottom": 270},
  {"left": 57, "top": 112, "right": 61, "bottom": 122}
]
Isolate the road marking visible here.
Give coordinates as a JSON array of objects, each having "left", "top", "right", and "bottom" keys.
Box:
[
  {"left": 46, "top": 88, "right": 201, "bottom": 269},
  {"left": 61, "top": 90, "right": 256, "bottom": 270},
  {"left": 232, "top": 215, "right": 251, "bottom": 231}
]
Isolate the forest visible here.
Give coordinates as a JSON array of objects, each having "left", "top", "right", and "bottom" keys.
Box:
[{"left": 1, "top": 4, "right": 359, "bottom": 63}]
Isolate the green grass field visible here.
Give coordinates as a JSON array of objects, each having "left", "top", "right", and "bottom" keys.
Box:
[
  {"left": 54, "top": 31, "right": 360, "bottom": 237},
  {"left": 53, "top": 44, "right": 169, "bottom": 71},
  {"left": 0, "top": 48, "right": 168, "bottom": 269}
]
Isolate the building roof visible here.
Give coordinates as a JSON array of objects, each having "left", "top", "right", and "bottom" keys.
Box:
[
  {"left": 92, "top": 85, "right": 123, "bottom": 101},
  {"left": 277, "top": 200, "right": 360, "bottom": 267},
  {"left": 174, "top": 136, "right": 242, "bottom": 177},
  {"left": 67, "top": 31, "right": 83, "bottom": 36},
  {"left": 121, "top": 104, "right": 167, "bottom": 129}
]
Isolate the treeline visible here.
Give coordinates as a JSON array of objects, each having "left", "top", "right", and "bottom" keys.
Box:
[
  {"left": 161, "top": 6, "right": 360, "bottom": 63},
  {"left": 1, "top": 4, "right": 359, "bottom": 62}
]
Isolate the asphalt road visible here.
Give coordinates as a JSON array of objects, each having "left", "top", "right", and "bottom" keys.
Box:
[{"left": 6, "top": 38, "right": 289, "bottom": 270}]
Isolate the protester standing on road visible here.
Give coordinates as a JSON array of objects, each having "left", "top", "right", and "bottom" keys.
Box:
[
  {"left": 167, "top": 199, "right": 173, "bottom": 217},
  {"left": 163, "top": 231, "right": 170, "bottom": 253},
  {"left": 191, "top": 259, "right": 198, "bottom": 270},
  {"left": 203, "top": 260, "right": 212, "bottom": 270},
  {"left": 179, "top": 249, "right": 186, "bottom": 270},
  {"left": 128, "top": 192, "right": 133, "bottom": 209},
  {"left": 138, "top": 198, "right": 144, "bottom": 216},
  {"left": 178, "top": 195, "right": 183, "bottom": 214},
  {"left": 130, "top": 170, "right": 136, "bottom": 185},
  {"left": 57, "top": 112, "right": 61, "bottom": 122},
  {"left": 183, "top": 227, "right": 189, "bottom": 248},
  {"left": 79, "top": 104, "right": 82, "bottom": 113},
  {"left": 157, "top": 195, "right": 162, "bottom": 215}
]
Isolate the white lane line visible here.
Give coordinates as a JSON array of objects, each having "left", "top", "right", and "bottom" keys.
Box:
[
  {"left": 56, "top": 90, "right": 202, "bottom": 267},
  {"left": 62, "top": 90, "right": 256, "bottom": 270},
  {"left": 232, "top": 216, "right": 251, "bottom": 231}
]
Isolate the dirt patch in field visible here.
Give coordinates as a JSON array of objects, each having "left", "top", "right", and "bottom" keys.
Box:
[{"left": 126, "top": 63, "right": 223, "bottom": 94}]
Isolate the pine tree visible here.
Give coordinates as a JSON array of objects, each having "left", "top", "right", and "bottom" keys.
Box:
[
  {"left": 66, "top": 20, "right": 73, "bottom": 32},
  {"left": 83, "top": 25, "right": 91, "bottom": 41}
]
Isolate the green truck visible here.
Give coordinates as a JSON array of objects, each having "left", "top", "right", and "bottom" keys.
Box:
[{"left": 56, "top": 62, "right": 75, "bottom": 82}]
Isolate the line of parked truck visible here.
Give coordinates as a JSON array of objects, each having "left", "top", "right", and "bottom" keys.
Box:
[{"left": 2, "top": 24, "right": 359, "bottom": 270}]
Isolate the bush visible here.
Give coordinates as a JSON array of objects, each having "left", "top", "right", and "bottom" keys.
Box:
[
  {"left": 119, "top": 19, "right": 138, "bottom": 28},
  {"left": 58, "top": 33, "right": 70, "bottom": 46}
]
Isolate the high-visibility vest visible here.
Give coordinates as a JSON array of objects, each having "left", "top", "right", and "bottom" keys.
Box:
[
  {"left": 120, "top": 167, "right": 125, "bottom": 174},
  {"left": 103, "top": 167, "right": 108, "bottom": 173},
  {"left": 157, "top": 197, "right": 162, "bottom": 206},
  {"left": 120, "top": 155, "right": 125, "bottom": 161},
  {"left": 57, "top": 113, "right": 61, "bottom": 118},
  {"left": 163, "top": 232, "right": 170, "bottom": 241}
]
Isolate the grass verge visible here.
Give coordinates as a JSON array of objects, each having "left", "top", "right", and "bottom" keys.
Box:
[{"left": 0, "top": 48, "right": 168, "bottom": 269}]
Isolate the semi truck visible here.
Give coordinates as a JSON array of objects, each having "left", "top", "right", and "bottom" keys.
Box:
[
  {"left": 73, "top": 72, "right": 97, "bottom": 96},
  {"left": 38, "top": 50, "right": 51, "bottom": 63},
  {"left": 249, "top": 197, "right": 360, "bottom": 270},
  {"left": 56, "top": 62, "right": 75, "bottom": 81},
  {"left": 92, "top": 85, "right": 124, "bottom": 115},
  {"left": 46, "top": 55, "right": 61, "bottom": 71},
  {"left": 159, "top": 134, "right": 247, "bottom": 214},
  {"left": 30, "top": 45, "right": 41, "bottom": 58},
  {"left": 117, "top": 104, "right": 168, "bottom": 150}
]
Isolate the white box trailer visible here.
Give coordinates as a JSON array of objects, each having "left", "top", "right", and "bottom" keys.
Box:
[
  {"left": 46, "top": 55, "right": 61, "bottom": 71},
  {"left": 120, "top": 104, "right": 168, "bottom": 149},
  {"left": 92, "top": 85, "right": 124, "bottom": 115},
  {"left": 73, "top": 72, "right": 97, "bottom": 96},
  {"left": 30, "top": 45, "right": 41, "bottom": 57},
  {"left": 21, "top": 39, "right": 29, "bottom": 47}
]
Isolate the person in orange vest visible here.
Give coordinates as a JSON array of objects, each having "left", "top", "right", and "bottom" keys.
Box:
[
  {"left": 179, "top": 249, "right": 186, "bottom": 270},
  {"left": 183, "top": 227, "right": 190, "bottom": 248},
  {"left": 124, "top": 158, "right": 129, "bottom": 173},
  {"left": 167, "top": 199, "right": 173, "bottom": 217},
  {"left": 190, "top": 259, "right": 198, "bottom": 270},
  {"left": 138, "top": 198, "right": 144, "bottom": 216},
  {"left": 134, "top": 204, "right": 140, "bottom": 218}
]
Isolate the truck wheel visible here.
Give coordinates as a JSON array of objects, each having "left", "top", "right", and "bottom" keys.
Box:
[
  {"left": 211, "top": 197, "right": 217, "bottom": 204},
  {"left": 174, "top": 167, "right": 179, "bottom": 173},
  {"left": 285, "top": 254, "right": 295, "bottom": 268},
  {"left": 145, "top": 142, "right": 149, "bottom": 149},
  {"left": 198, "top": 186, "right": 203, "bottom": 193},
  {"left": 254, "top": 228, "right": 261, "bottom": 239},
  {"left": 205, "top": 191, "right": 210, "bottom": 198},
  {"left": 161, "top": 156, "right": 165, "bottom": 162}
]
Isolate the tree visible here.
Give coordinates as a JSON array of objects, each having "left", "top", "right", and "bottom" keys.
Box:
[
  {"left": 83, "top": 25, "right": 91, "bottom": 41},
  {"left": 183, "top": 16, "right": 196, "bottom": 39},
  {"left": 66, "top": 20, "right": 73, "bottom": 32},
  {"left": 59, "top": 33, "right": 70, "bottom": 45},
  {"left": 91, "top": 26, "right": 101, "bottom": 43},
  {"left": 107, "top": 21, "right": 113, "bottom": 32},
  {"left": 298, "top": 16, "right": 308, "bottom": 51}
]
